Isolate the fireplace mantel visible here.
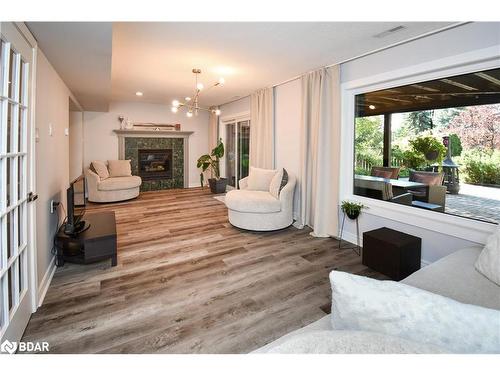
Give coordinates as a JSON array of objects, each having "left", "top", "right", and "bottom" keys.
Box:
[
  {"left": 114, "top": 129, "right": 194, "bottom": 137},
  {"left": 114, "top": 129, "right": 193, "bottom": 189}
]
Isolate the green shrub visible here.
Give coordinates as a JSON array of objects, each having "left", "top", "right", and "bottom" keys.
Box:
[{"left": 459, "top": 150, "right": 500, "bottom": 186}]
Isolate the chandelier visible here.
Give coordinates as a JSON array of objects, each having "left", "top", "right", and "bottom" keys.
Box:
[{"left": 171, "top": 68, "right": 224, "bottom": 117}]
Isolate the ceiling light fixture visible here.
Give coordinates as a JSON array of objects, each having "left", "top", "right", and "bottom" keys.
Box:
[
  {"left": 135, "top": 91, "right": 144, "bottom": 96},
  {"left": 171, "top": 68, "right": 225, "bottom": 117},
  {"left": 369, "top": 104, "right": 376, "bottom": 110}
]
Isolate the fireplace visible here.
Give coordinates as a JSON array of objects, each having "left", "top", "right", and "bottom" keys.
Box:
[{"left": 138, "top": 149, "right": 173, "bottom": 181}]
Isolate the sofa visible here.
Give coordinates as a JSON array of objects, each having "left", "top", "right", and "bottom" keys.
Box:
[
  {"left": 254, "top": 245, "right": 500, "bottom": 353},
  {"left": 85, "top": 160, "right": 142, "bottom": 203},
  {"left": 225, "top": 170, "right": 296, "bottom": 231}
]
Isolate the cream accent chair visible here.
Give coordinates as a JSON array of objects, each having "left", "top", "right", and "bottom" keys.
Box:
[
  {"left": 225, "top": 173, "right": 296, "bottom": 231},
  {"left": 85, "top": 168, "right": 142, "bottom": 203}
]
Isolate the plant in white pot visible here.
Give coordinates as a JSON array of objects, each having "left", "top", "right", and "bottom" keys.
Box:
[{"left": 197, "top": 139, "right": 227, "bottom": 194}]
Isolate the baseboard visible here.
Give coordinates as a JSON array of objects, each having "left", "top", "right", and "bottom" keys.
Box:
[
  {"left": 37, "top": 256, "right": 56, "bottom": 307},
  {"left": 341, "top": 230, "right": 431, "bottom": 268}
]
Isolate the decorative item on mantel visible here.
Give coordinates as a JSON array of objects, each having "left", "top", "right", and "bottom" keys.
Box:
[
  {"left": 338, "top": 200, "right": 365, "bottom": 256},
  {"left": 117, "top": 116, "right": 181, "bottom": 131}
]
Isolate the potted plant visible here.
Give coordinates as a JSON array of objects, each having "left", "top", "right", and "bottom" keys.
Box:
[
  {"left": 341, "top": 200, "right": 365, "bottom": 220},
  {"left": 197, "top": 139, "right": 227, "bottom": 194},
  {"left": 409, "top": 135, "right": 446, "bottom": 165}
]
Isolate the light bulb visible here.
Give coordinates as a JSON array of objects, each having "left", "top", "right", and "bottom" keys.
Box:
[
  {"left": 215, "top": 109, "right": 221, "bottom": 116},
  {"left": 185, "top": 96, "right": 191, "bottom": 102},
  {"left": 135, "top": 91, "right": 143, "bottom": 96},
  {"left": 171, "top": 106, "right": 178, "bottom": 113},
  {"left": 369, "top": 105, "right": 376, "bottom": 110},
  {"left": 197, "top": 83, "right": 204, "bottom": 91},
  {"left": 172, "top": 99, "right": 180, "bottom": 107},
  {"left": 186, "top": 111, "right": 193, "bottom": 118},
  {"left": 218, "top": 77, "right": 225, "bottom": 85}
]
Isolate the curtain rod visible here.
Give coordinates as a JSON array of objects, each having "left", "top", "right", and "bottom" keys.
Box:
[{"left": 219, "top": 21, "right": 470, "bottom": 107}]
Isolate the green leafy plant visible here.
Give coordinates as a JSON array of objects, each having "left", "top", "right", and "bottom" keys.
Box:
[
  {"left": 409, "top": 135, "right": 446, "bottom": 164},
  {"left": 459, "top": 150, "right": 500, "bottom": 186},
  {"left": 341, "top": 200, "right": 365, "bottom": 219},
  {"left": 197, "top": 139, "right": 224, "bottom": 187},
  {"left": 402, "top": 135, "right": 446, "bottom": 171},
  {"left": 449, "top": 133, "right": 462, "bottom": 157}
]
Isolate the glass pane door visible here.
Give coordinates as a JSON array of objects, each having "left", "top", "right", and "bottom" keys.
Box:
[
  {"left": 0, "top": 30, "right": 31, "bottom": 343},
  {"left": 225, "top": 123, "right": 236, "bottom": 188},
  {"left": 223, "top": 119, "right": 250, "bottom": 189},
  {"left": 237, "top": 120, "right": 250, "bottom": 186}
]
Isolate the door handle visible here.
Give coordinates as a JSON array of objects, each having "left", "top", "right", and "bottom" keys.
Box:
[{"left": 28, "top": 192, "right": 38, "bottom": 202}]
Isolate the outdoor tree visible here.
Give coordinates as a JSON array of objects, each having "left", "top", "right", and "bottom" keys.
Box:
[
  {"left": 447, "top": 104, "right": 500, "bottom": 151},
  {"left": 355, "top": 116, "right": 383, "bottom": 150},
  {"left": 404, "top": 110, "right": 435, "bottom": 133}
]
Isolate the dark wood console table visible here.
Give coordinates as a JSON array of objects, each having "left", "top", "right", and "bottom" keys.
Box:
[{"left": 55, "top": 211, "right": 117, "bottom": 267}]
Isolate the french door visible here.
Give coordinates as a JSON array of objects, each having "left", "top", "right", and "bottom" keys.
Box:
[
  {"left": 0, "top": 23, "right": 35, "bottom": 344},
  {"left": 222, "top": 119, "right": 250, "bottom": 188}
]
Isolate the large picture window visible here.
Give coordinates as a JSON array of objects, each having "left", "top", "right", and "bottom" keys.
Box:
[{"left": 354, "top": 68, "right": 500, "bottom": 224}]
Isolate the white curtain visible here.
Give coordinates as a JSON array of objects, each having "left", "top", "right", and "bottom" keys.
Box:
[
  {"left": 250, "top": 87, "right": 275, "bottom": 169},
  {"left": 297, "top": 66, "right": 341, "bottom": 237}
]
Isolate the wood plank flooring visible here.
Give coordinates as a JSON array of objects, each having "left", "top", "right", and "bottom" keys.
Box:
[{"left": 22, "top": 188, "right": 383, "bottom": 353}]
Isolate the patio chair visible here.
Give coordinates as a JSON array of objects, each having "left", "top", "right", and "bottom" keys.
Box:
[
  {"left": 408, "top": 170, "right": 446, "bottom": 211},
  {"left": 370, "top": 166, "right": 400, "bottom": 179}
]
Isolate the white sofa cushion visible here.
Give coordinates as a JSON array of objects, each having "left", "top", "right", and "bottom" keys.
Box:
[
  {"left": 98, "top": 176, "right": 142, "bottom": 191},
  {"left": 330, "top": 271, "right": 500, "bottom": 353},
  {"left": 475, "top": 227, "right": 500, "bottom": 286},
  {"left": 225, "top": 190, "right": 281, "bottom": 213},
  {"left": 247, "top": 166, "right": 277, "bottom": 191},
  {"left": 91, "top": 160, "right": 109, "bottom": 180},
  {"left": 264, "top": 330, "right": 447, "bottom": 354},
  {"left": 108, "top": 159, "right": 132, "bottom": 177}
]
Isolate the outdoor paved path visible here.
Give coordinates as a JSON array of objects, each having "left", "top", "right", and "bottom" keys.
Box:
[{"left": 446, "top": 184, "right": 500, "bottom": 224}]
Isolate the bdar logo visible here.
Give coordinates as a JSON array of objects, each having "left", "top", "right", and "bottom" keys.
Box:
[{"left": 1, "top": 340, "right": 17, "bottom": 354}]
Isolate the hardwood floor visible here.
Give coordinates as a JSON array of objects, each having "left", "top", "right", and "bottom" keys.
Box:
[{"left": 22, "top": 188, "right": 383, "bottom": 353}]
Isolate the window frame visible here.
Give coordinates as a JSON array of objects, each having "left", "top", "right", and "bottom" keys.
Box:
[{"left": 339, "top": 46, "right": 500, "bottom": 245}]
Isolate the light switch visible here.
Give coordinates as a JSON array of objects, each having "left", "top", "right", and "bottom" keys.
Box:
[
  {"left": 64, "top": 128, "right": 69, "bottom": 136},
  {"left": 48, "top": 123, "right": 53, "bottom": 136}
]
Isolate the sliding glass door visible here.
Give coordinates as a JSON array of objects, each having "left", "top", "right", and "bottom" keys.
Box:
[{"left": 222, "top": 118, "right": 250, "bottom": 188}]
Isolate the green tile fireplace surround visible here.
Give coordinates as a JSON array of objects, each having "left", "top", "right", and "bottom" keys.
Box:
[{"left": 114, "top": 129, "right": 193, "bottom": 192}]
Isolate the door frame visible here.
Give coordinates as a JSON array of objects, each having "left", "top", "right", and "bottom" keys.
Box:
[{"left": 0, "top": 22, "right": 38, "bottom": 343}]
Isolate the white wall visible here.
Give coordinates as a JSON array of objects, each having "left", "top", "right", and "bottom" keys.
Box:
[
  {"left": 83, "top": 101, "right": 209, "bottom": 187},
  {"left": 339, "top": 22, "right": 500, "bottom": 264},
  {"left": 35, "top": 50, "right": 73, "bottom": 295},
  {"left": 69, "top": 110, "right": 84, "bottom": 181},
  {"left": 219, "top": 96, "right": 250, "bottom": 119},
  {"left": 341, "top": 22, "right": 500, "bottom": 83}
]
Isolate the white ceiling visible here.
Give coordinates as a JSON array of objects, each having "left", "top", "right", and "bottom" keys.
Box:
[
  {"left": 27, "top": 22, "right": 113, "bottom": 111},
  {"left": 28, "top": 22, "right": 458, "bottom": 111}
]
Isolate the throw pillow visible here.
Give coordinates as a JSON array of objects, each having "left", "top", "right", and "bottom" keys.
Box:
[
  {"left": 247, "top": 166, "right": 277, "bottom": 192},
  {"left": 269, "top": 168, "right": 289, "bottom": 198},
  {"left": 269, "top": 169, "right": 283, "bottom": 198},
  {"left": 329, "top": 271, "right": 500, "bottom": 353},
  {"left": 90, "top": 160, "right": 109, "bottom": 180},
  {"left": 108, "top": 160, "right": 132, "bottom": 177},
  {"left": 475, "top": 227, "right": 500, "bottom": 286}
]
